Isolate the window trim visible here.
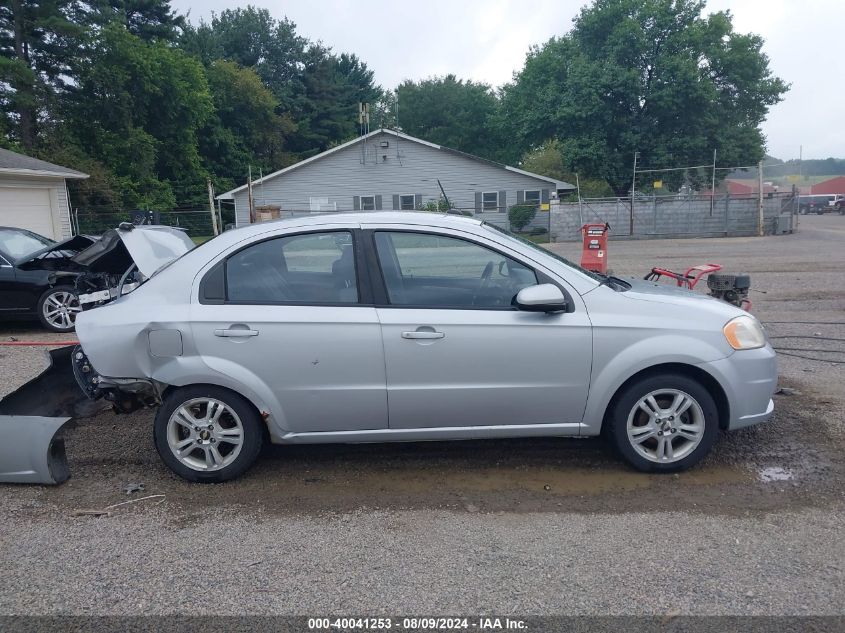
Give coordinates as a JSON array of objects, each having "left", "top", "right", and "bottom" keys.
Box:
[
  {"left": 199, "top": 228, "right": 374, "bottom": 307},
  {"left": 481, "top": 191, "right": 499, "bottom": 212},
  {"left": 398, "top": 194, "right": 416, "bottom": 211},
  {"left": 365, "top": 228, "right": 558, "bottom": 312},
  {"left": 359, "top": 195, "right": 377, "bottom": 211}
]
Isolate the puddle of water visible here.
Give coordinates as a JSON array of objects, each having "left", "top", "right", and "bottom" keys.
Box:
[{"left": 758, "top": 467, "right": 794, "bottom": 482}]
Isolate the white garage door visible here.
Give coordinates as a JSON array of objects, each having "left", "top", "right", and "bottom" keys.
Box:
[{"left": 0, "top": 187, "right": 57, "bottom": 239}]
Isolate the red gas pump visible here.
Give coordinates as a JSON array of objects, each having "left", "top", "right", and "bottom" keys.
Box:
[{"left": 580, "top": 223, "right": 610, "bottom": 274}]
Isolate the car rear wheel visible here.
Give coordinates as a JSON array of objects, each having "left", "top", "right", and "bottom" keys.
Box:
[
  {"left": 605, "top": 373, "right": 719, "bottom": 472},
  {"left": 154, "top": 386, "right": 263, "bottom": 482},
  {"left": 37, "top": 286, "right": 81, "bottom": 332}
]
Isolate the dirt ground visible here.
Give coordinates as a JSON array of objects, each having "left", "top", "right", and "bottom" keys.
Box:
[{"left": 0, "top": 214, "right": 843, "bottom": 616}]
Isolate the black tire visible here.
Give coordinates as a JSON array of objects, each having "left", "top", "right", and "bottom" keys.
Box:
[
  {"left": 153, "top": 385, "right": 263, "bottom": 483},
  {"left": 604, "top": 373, "right": 719, "bottom": 473},
  {"left": 36, "top": 286, "right": 80, "bottom": 333}
]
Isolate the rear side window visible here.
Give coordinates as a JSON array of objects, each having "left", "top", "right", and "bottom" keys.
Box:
[
  {"left": 224, "top": 231, "right": 358, "bottom": 304},
  {"left": 374, "top": 231, "right": 537, "bottom": 309}
]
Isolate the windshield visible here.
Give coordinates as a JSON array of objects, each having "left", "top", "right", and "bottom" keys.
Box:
[
  {"left": 0, "top": 228, "right": 54, "bottom": 260},
  {"left": 482, "top": 222, "right": 604, "bottom": 282}
]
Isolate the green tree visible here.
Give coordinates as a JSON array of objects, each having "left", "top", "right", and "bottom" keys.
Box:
[
  {"left": 181, "top": 6, "right": 380, "bottom": 155},
  {"left": 0, "top": 0, "right": 85, "bottom": 150},
  {"left": 200, "top": 59, "right": 296, "bottom": 192},
  {"left": 86, "top": 0, "right": 184, "bottom": 41},
  {"left": 521, "top": 140, "right": 613, "bottom": 198},
  {"left": 395, "top": 75, "right": 506, "bottom": 162},
  {"left": 503, "top": 0, "right": 788, "bottom": 193},
  {"left": 65, "top": 25, "right": 212, "bottom": 209}
]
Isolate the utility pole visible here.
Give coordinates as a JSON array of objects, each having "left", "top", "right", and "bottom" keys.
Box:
[
  {"left": 576, "top": 173, "right": 583, "bottom": 226},
  {"left": 207, "top": 179, "right": 219, "bottom": 236},
  {"left": 757, "top": 160, "right": 764, "bottom": 236},
  {"left": 247, "top": 166, "right": 255, "bottom": 223},
  {"left": 710, "top": 149, "right": 717, "bottom": 216},
  {"left": 630, "top": 151, "right": 638, "bottom": 236}
]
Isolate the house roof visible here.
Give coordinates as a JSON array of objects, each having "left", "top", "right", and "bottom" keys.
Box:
[
  {"left": 218, "top": 128, "right": 573, "bottom": 199},
  {"left": 0, "top": 147, "right": 89, "bottom": 179}
]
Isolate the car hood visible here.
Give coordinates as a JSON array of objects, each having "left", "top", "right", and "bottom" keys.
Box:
[
  {"left": 72, "top": 225, "right": 195, "bottom": 277},
  {"left": 15, "top": 235, "right": 98, "bottom": 270},
  {"left": 613, "top": 276, "right": 745, "bottom": 318}
]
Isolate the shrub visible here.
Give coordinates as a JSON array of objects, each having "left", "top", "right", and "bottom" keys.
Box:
[{"left": 508, "top": 204, "right": 537, "bottom": 231}]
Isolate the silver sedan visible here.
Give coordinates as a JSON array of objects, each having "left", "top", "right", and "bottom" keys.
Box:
[{"left": 74, "top": 213, "right": 777, "bottom": 482}]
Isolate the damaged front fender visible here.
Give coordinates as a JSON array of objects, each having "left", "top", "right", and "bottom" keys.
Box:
[{"left": 0, "top": 346, "right": 106, "bottom": 485}]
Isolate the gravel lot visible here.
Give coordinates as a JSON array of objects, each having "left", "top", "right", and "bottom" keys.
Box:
[{"left": 0, "top": 215, "right": 843, "bottom": 616}]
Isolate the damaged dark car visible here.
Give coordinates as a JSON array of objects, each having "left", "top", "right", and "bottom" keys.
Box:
[{"left": 0, "top": 226, "right": 97, "bottom": 332}]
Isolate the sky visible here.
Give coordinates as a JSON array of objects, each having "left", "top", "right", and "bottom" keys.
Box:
[{"left": 170, "top": 0, "right": 845, "bottom": 161}]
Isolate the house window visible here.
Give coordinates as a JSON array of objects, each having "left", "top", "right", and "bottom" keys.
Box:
[
  {"left": 360, "top": 195, "right": 376, "bottom": 211},
  {"left": 399, "top": 194, "right": 416, "bottom": 211},
  {"left": 524, "top": 190, "right": 541, "bottom": 207},
  {"left": 482, "top": 192, "right": 499, "bottom": 212},
  {"left": 310, "top": 197, "right": 337, "bottom": 212}
]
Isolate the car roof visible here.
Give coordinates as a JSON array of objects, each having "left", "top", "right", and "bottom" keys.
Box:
[
  {"left": 222, "top": 211, "right": 483, "bottom": 241},
  {"left": 259, "top": 211, "right": 480, "bottom": 229}
]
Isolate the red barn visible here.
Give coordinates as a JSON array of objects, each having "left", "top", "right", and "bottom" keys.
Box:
[{"left": 811, "top": 176, "right": 845, "bottom": 195}]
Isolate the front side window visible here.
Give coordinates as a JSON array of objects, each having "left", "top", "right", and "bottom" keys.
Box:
[
  {"left": 360, "top": 195, "right": 376, "bottom": 211},
  {"left": 225, "top": 231, "right": 357, "bottom": 304},
  {"left": 374, "top": 231, "right": 537, "bottom": 309},
  {"left": 482, "top": 192, "right": 499, "bottom": 212},
  {"left": 399, "top": 194, "right": 416, "bottom": 211}
]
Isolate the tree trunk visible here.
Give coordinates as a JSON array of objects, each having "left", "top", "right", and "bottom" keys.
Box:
[{"left": 11, "top": 0, "right": 36, "bottom": 150}]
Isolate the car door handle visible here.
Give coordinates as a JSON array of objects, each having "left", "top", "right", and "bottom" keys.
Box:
[
  {"left": 214, "top": 327, "right": 259, "bottom": 338},
  {"left": 401, "top": 331, "right": 445, "bottom": 340}
]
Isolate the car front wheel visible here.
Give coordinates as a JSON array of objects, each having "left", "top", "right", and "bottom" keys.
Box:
[
  {"left": 37, "top": 286, "right": 81, "bottom": 332},
  {"left": 605, "top": 373, "right": 719, "bottom": 472},
  {"left": 153, "top": 385, "right": 264, "bottom": 482}
]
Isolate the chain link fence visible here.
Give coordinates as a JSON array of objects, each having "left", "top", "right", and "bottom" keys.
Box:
[{"left": 74, "top": 209, "right": 217, "bottom": 240}]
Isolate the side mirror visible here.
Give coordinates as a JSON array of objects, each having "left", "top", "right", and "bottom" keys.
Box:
[{"left": 514, "top": 284, "right": 567, "bottom": 313}]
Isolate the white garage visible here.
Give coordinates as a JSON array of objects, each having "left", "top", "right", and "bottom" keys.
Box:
[{"left": 0, "top": 148, "right": 89, "bottom": 240}]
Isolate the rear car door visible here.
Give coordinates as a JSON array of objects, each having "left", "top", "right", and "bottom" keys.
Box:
[
  {"left": 367, "top": 227, "right": 592, "bottom": 431},
  {"left": 190, "top": 226, "right": 388, "bottom": 434}
]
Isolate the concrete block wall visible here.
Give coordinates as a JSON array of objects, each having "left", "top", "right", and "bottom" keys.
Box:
[{"left": 549, "top": 195, "right": 795, "bottom": 241}]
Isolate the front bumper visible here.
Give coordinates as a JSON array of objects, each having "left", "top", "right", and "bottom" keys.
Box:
[{"left": 701, "top": 344, "right": 778, "bottom": 431}]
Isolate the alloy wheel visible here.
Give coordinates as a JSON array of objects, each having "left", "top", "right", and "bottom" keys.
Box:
[
  {"left": 166, "top": 397, "right": 245, "bottom": 472},
  {"left": 42, "top": 290, "right": 81, "bottom": 331},
  {"left": 625, "top": 389, "right": 705, "bottom": 463}
]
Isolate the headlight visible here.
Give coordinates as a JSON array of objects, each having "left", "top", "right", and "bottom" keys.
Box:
[{"left": 723, "top": 315, "right": 767, "bottom": 350}]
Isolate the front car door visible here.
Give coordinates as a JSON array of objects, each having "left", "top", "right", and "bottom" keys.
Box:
[
  {"left": 367, "top": 226, "right": 592, "bottom": 431},
  {"left": 190, "top": 225, "right": 388, "bottom": 435}
]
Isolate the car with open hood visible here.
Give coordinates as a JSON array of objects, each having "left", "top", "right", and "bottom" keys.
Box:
[
  {"left": 0, "top": 227, "right": 96, "bottom": 332},
  {"left": 62, "top": 213, "right": 777, "bottom": 483}
]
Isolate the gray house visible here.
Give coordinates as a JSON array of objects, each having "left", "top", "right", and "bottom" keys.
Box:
[
  {"left": 218, "top": 129, "right": 573, "bottom": 227},
  {"left": 0, "top": 148, "right": 88, "bottom": 240}
]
